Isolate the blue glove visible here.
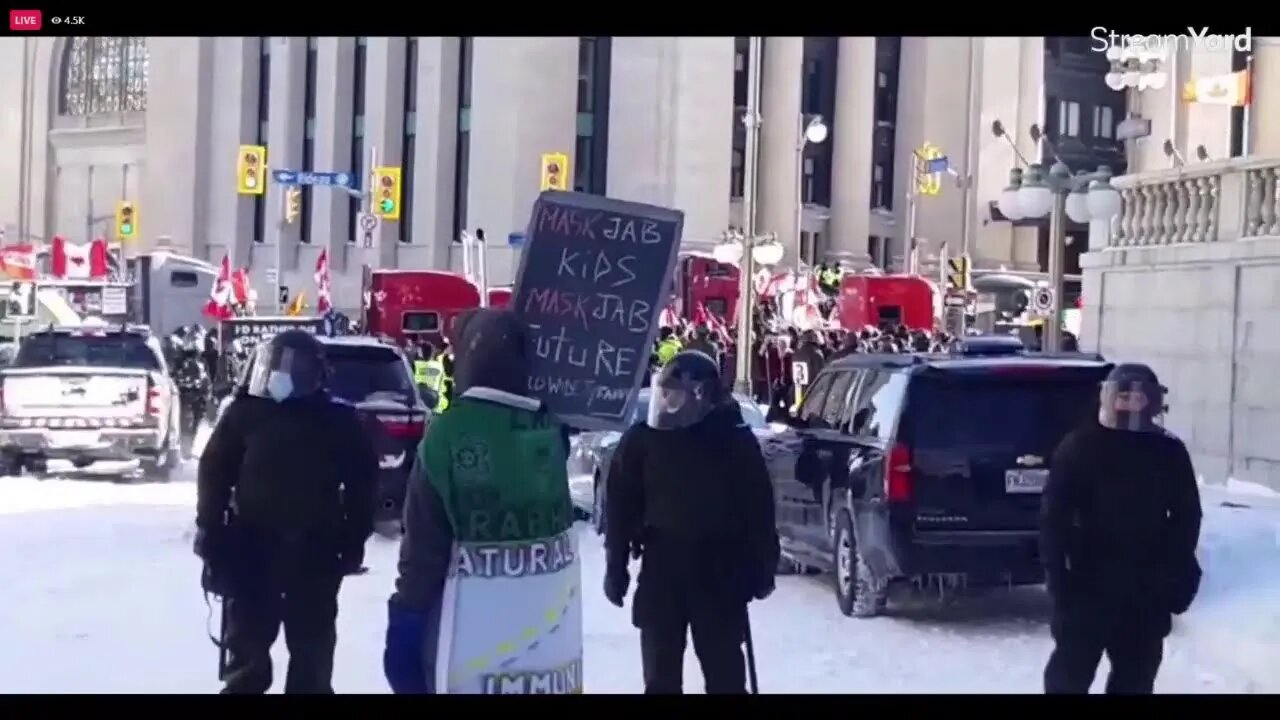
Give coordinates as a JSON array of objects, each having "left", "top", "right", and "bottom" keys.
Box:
[{"left": 384, "top": 599, "right": 431, "bottom": 694}]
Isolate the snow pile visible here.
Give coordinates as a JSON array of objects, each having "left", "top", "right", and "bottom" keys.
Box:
[
  {"left": 1172, "top": 483, "right": 1280, "bottom": 692},
  {"left": 0, "top": 468, "right": 196, "bottom": 516}
]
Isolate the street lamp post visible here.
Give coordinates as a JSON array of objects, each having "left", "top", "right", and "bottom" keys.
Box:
[
  {"left": 794, "top": 115, "right": 829, "bottom": 269},
  {"left": 716, "top": 230, "right": 783, "bottom": 395},
  {"left": 993, "top": 123, "right": 1123, "bottom": 351}
]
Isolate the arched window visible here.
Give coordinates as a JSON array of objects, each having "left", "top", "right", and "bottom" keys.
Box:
[{"left": 59, "top": 37, "right": 149, "bottom": 116}]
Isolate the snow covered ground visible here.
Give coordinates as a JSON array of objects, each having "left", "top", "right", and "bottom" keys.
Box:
[{"left": 0, "top": 461, "right": 1276, "bottom": 693}]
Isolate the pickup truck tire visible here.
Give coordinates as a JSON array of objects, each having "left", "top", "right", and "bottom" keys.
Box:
[{"left": 141, "top": 433, "right": 180, "bottom": 483}]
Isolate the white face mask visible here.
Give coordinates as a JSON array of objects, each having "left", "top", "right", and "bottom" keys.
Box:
[{"left": 265, "top": 371, "right": 294, "bottom": 402}]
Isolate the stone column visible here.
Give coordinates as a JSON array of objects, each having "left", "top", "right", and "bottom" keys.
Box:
[
  {"left": 828, "top": 37, "right": 876, "bottom": 267},
  {"left": 757, "top": 36, "right": 805, "bottom": 266}
]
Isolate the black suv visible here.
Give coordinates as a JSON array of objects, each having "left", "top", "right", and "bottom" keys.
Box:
[{"left": 767, "top": 345, "right": 1112, "bottom": 617}]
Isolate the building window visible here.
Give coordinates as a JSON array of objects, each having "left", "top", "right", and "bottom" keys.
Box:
[
  {"left": 453, "top": 37, "right": 472, "bottom": 241},
  {"left": 401, "top": 37, "right": 418, "bottom": 244},
  {"left": 574, "top": 37, "right": 610, "bottom": 195},
  {"left": 1093, "top": 104, "right": 1114, "bottom": 140},
  {"left": 1058, "top": 100, "right": 1081, "bottom": 138},
  {"left": 1230, "top": 49, "right": 1250, "bottom": 157},
  {"left": 253, "top": 37, "right": 271, "bottom": 245},
  {"left": 731, "top": 148, "right": 744, "bottom": 199},
  {"left": 732, "top": 37, "right": 750, "bottom": 201},
  {"left": 348, "top": 37, "right": 367, "bottom": 244},
  {"left": 871, "top": 37, "right": 901, "bottom": 212},
  {"left": 801, "top": 38, "right": 837, "bottom": 206},
  {"left": 300, "top": 37, "right": 317, "bottom": 244},
  {"left": 59, "top": 37, "right": 149, "bottom": 116}
]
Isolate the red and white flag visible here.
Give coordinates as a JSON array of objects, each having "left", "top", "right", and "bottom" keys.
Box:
[
  {"left": 314, "top": 249, "right": 332, "bottom": 314},
  {"left": 657, "top": 302, "right": 679, "bottom": 328},
  {"left": 231, "top": 267, "right": 252, "bottom": 306},
  {"left": 203, "top": 254, "right": 234, "bottom": 320},
  {"left": 50, "top": 236, "right": 110, "bottom": 279},
  {"left": 0, "top": 243, "right": 38, "bottom": 280}
]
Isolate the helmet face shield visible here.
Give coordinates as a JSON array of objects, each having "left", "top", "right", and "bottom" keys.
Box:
[
  {"left": 1098, "top": 379, "right": 1165, "bottom": 432},
  {"left": 647, "top": 374, "right": 712, "bottom": 430},
  {"left": 245, "top": 331, "right": 325, "bottom": 402}
]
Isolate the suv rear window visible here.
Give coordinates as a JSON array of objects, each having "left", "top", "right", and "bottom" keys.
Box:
[
  {"left": 13, "top": 333, "right": 160, "bottom": 371},
  {"left": 326, "top": 345, "right": 416, "bottom": 405},
  {"left": 907, "top": 371, "right": 1102, "bottom": 450}
]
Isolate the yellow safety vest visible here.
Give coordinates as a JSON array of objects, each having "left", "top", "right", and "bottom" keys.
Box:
[
  {"left": 419, "top": 358, "right": 449, "bottom": 412},
  {"left": 413, "top": 359, "right": 431, "bottom": 386},
  {"left": 821, "top": 269, "right": 840, "bottom": 289},
  {"left": 656, "top": 338, "right": 682, "bottom": 366}
]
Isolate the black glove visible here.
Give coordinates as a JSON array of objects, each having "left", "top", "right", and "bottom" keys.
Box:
[{"left": 603, "top": 567, "right": 629, "bottom": 608}]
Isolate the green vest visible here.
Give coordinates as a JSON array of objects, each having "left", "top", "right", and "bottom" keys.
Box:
[
  {"left": 656, "top": 338, "right": 682, "bottom": 366},
  {"left": 419, "top": 392, "right": 572, "bottom": 543},
  {"left": 821, "top": 269, "right": 840, "bottom": 288},
  {"left": 414, "top": 359, "right": 432, "bottom": 385}
]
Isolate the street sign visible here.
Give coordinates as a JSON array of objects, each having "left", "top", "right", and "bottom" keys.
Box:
[
  {"left": 914, "top": 143, "right": 945, "bottom": 196},
  {"left": 356, "top": 212, "right": 378, "bottom": 247},
  {"left": 925, "top": 156, "right": 949, "bottom": 174},
  {"left": 359, "top": 213, "right": 378, "bottom": 232},
  {"left": 272, "top": 170, "right": 355, "bottom": 189},
  {"left": 265, "top": 267, "right": 278, "bottom": 284},
  {"left": 508, "top": 232, "right": 526, "bottom": 247},
  {"left": 1032, "top": 287, "right": 1055, "bottom": 315},
  {"left": 278, "top": 286, "right": 290, "bottom": 305}
]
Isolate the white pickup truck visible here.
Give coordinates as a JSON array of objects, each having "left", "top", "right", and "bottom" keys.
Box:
[{"left": 0, "top": 324, "right": 181, "bottom": 480}]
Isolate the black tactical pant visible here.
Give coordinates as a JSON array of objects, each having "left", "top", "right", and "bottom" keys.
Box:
[
  {"left": 639, "top": 605, "right": 747, "bottom": 694},
  {"left": 221, "top": 570, "right": 342, "bottom": 694},
  {"left": 1044, "top": 612, "right": 1165, "bottom": 694}
]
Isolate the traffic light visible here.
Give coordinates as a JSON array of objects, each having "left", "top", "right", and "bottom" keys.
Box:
[
  {"left": 284, "top": 188, "right": 302, "bottom": 224},
  {"left": 115, "top": 201, "right": 137, "bottom": 240},
  {"left": 946, "top": 255, "right": 971, "bottom": 291},
  {"left": 540, "top": 152, "right": 570, "bottom": 191},
  {"left": 237, "top": 144, "right": 268, "bottom": 196},
  {"left": 372, "top": 167, "right": 402, "bottom": 220}
]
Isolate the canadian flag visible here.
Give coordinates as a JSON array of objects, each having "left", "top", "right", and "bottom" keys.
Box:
[
  {"left": 231, "top": 267, "right": 252, "bottom": 307},
  {"left": 657, "top": 303, "right": 679, "bottom": 329},
  {"left": 314, "top": 249, "right": 332, "bottom": 314},
  {"left": 0, "top": 243, "right": 39, "bottom": 280},
  {"left": 203, "top": 254, "right": 235, "bottom": 320},
  {"left": 51, "top": 236, "right": 110, "bottom": 279}
]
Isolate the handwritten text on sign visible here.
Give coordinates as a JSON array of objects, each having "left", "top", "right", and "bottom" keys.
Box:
[{"left": 513, "top": 192, "right": 683, "bottom": 429}]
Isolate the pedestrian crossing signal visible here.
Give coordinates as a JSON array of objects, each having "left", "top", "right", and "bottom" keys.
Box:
[
  {"left": 540, "top": 152, "right": 570, "bottom": 192},
  {"left": 946, "top": 256, "right": 971, "bottom": 291},
  {"left": 237, "top": 145, "right": 267, "bottom": 196}
]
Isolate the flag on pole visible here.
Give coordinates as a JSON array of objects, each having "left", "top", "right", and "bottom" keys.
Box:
[
  {"left": 314, "top": 249, "right": 332, "bottom": 314},
  {"left": 1182, "top": 70, "right": 1251, "bottom": 106},
  {"left": 203, "top": 254, "right": 234, "bottom": 320}
]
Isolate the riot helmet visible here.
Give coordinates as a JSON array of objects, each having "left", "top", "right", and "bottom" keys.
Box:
[
  {"left": 245, "top": 329, "right": 328, "bottom": 403},
  {"left": 646, "top": 350, "right": 724, "bottom": 431},
  {"left": 1098, "top": 362, "right": 1167, "bottom": 432}
]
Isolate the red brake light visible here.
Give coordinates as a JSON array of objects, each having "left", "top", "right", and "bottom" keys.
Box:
[
  {"left": 380, "top": 412, "right": 426, "bottom": 439},
  {"left": 145, "top": 379, "right": 161, "bottom": 417},
  {"left": 885, "top": 443, "right": 912, "bottom": 502}
]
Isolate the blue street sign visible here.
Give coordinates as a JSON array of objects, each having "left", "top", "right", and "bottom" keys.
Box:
[
  {"left": 508, "top": 232, "right": 526, "bottom": 247},
  {"left": 271, "top": 170, "right": 356, "bottom": 189},
  {"left": 925, "top": 156, "right": 949, "bottom": 174}
]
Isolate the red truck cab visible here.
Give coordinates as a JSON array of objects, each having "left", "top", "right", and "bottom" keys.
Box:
[
  {"left": 838, "top": 274, "right": 934, "bottom": 331},
  {"left": 361, "top": 269, "right": 481, "bottom": 346},
  {"left": 675, "top": 252, "right": 739, "bottom": 323}
]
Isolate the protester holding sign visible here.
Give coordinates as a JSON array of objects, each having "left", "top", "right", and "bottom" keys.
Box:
[{"left": 384, "top": 308, "right": 581, "bottom": 694}]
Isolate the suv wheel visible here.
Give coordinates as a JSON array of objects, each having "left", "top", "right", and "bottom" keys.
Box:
[
  {"left": 833, "top": 509, "right": 886, "bottom": 618},
  {"left": 591, "top": 472, "right": 606, "bottom": 536},
  {"left": 141, "top": 432, "right": 179, "bottom": 483}
]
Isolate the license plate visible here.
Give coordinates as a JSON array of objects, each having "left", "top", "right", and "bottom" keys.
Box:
[
  {"left": 1005, "top": 469, "right": 1048, "bottom": 494},
  {"left": 50, "top": 431, "right": 100, "bottom": 448}
]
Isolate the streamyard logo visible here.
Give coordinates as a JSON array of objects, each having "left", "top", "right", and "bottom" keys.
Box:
[
  {"left": 1090, "top": 26, "right": 1254, "bottom": 55},
  {"left": 9, "top": 9, "right": 42, "bottom": 30}
]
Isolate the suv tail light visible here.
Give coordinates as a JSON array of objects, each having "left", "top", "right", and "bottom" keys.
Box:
[
  {"left": 885, "top": 443, "right": 913, "bottom": 502},
  {"left": 145, "top": 378, "right": 161, "bottom": 417},
  {"left": 380, "top": 411, "right": 426, "bottom": 439}
]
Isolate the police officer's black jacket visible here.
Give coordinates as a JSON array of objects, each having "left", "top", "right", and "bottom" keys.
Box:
[
  {"left": 1040, "top": 421, "right": 1202, "bottom": 635},
  {"left": 197, "top": 392, "right": 378, "bottom": 556},
  {"left": 605, "top": 401, "right": 779, "bottom": 626}
]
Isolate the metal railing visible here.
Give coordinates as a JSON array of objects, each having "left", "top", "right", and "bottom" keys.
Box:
[{"left": 1107, "top": 156, "right": 1280, "bottom": 247}]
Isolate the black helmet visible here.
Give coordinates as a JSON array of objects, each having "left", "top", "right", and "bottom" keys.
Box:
[
  {"left": 245, "top": 329, "right": 327, "bottom": 402},
  {"left": 647, "top": 350, "right": 724, "bottom": 430},
  {"left": 1098, "top": 362, "right": 1167, "bottom": 432}
]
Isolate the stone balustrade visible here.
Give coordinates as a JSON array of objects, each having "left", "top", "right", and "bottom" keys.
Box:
[{"left": 1105, "top": 156, "right": 1280, "bottom": 248}]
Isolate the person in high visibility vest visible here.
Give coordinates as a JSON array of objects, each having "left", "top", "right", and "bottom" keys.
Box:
[
  {"left": 653, "top": 327, "right": 683, "bottom": 368},
  {"left": 414, "top": 343, "right": 450, "bottom": 413}
]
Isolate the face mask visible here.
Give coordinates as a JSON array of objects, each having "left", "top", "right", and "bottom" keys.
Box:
[{"left": 265, "top": 371, "right": 294, "bottom": 402}]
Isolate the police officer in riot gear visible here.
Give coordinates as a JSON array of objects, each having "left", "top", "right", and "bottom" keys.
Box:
[
  {"left": 605, "top": 350, "right": 779, "bottom": 694},
  {"left": 195, "top": 329, "right": 378, "bottom": 694},
  {"left": 1041, "top": 363, "right": 1202, "bottom": 695},
  {"left": 171, "top": 325, "right": 213, "bottom": 458}
]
